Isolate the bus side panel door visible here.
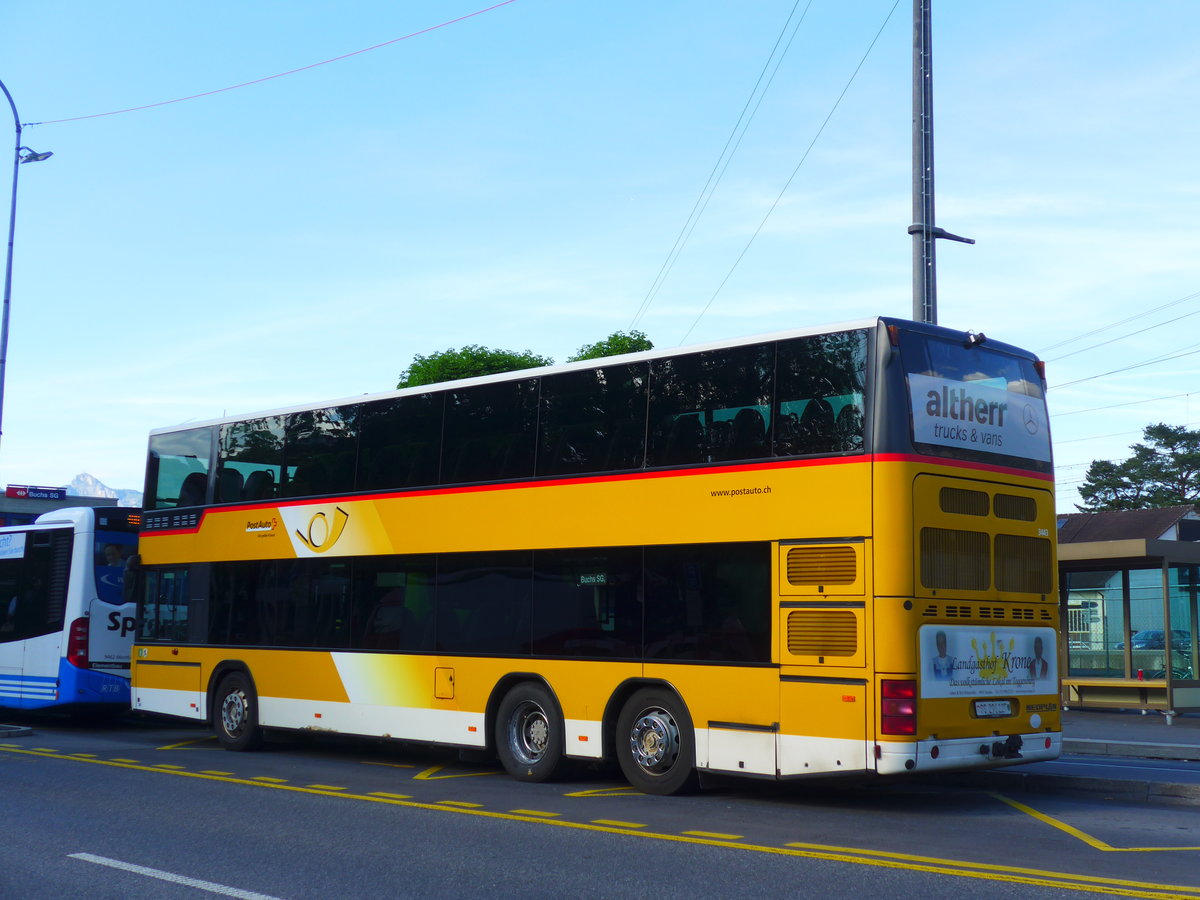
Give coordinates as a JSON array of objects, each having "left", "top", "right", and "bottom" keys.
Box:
[{"left": 778, "top": 677, "right": 868, "bottom": 776}]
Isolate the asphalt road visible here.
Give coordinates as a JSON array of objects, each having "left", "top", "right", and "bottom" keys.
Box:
[{"left": 2, "top": 715, "right": 1198, "bottom": 899}]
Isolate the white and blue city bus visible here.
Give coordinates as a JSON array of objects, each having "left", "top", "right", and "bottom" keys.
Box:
[{"left": 0, "top": 506, "right": 140, "bottom": 710}]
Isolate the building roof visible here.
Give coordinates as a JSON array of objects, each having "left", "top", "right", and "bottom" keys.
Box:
[{"left": 1057, "top": 505, "right": 1200, "bottom": 544}]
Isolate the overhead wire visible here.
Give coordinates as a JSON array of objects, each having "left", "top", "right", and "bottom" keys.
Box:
[
  {"left": 1054, "top": 342, "right": 1200, "bottom": 390},
  {"left": 1038, "top": 288, "right": 1200, "bottom": 355},
  {"left": 629, "top": 0, "right": 813, "bottom": 332},
  {"left": 22, "top": 0, "right": 518, "bottom": 126},
  {"left": 677, "top": 0, "right": 902, "bottom": 346}
]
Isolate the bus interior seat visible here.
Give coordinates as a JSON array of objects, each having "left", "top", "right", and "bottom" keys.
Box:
[
  {"left": 835, "top": 403, "right": 864, "bottom": 450},
  {"left": 243, "top": 469, "right": 276, "bottom": 501},
  {"left": 659, "top": 414, "right": 705, "bottom": 465},
  {"left": 216, "top": 467, "right": 244, "bottom": 503},
  {"left": 728, "top": 407, "right": 767, "bottom": 459},
  {"left": 177, "top": 472, "right": 208, "bottom": 507},
  {"left": 796, "top": 398, "right": 835, "bottom": 453}
]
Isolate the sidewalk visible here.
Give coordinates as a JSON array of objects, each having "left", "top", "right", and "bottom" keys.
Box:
[{"left": 1063, "top": 707, "right": 1200, "bottom": 761}]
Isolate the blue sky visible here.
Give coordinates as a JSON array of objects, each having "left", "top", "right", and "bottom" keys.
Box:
[{"left": 2, "top": 1, "right": 1199, "bottom": 510}]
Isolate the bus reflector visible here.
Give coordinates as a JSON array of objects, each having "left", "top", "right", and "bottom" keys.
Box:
[
  {"left": 881, "top": 679, "right": 916, "bottom": 735},
  {"left": 66, "top": 617, "right": 89, "bottom": 668}
]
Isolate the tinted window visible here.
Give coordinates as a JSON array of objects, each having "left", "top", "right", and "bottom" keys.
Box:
[
  {"left": 435, "top": 551, "right": 531, "bottom": 653},
  {"left": 0, "top": 529, "right": 72, "bottom": 643},
  {"left": 442, "top": 381, "right": 538, "bottom": 483},
  {"left": 283, "top": 406, "right": 359, "bottom": 498},
  {"left": 775, "top": 330, "right": 867, "bottom": 456},
  {"left": 146, "top": 427, "right": 214, "bottom": 509},
  {"left": 218, "top": 416, "right": 286, "bottom": 503},
  {"left": 538, "top": 364, "right": 648, "bottom": 476},
  {"left": 352, "top": 556, "right": 436, "bottom": 651},
  {"left": 532, "top": 548, "right": 642, "bottom": 657},
  {"left": 358, "top": 394, "right": 443, "bottom": 490},
  {"left": 647, "top": 344, "right": 773, "bottom": 467},
  {"left": 644, "top": 542, "right": 770, "bottom": 662}
]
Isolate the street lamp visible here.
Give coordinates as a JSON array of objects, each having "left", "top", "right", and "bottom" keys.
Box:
[{"left": 1, "top": 77, "right": 52, "bottom": 453}]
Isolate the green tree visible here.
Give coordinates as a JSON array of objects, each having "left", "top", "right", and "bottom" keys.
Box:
[
  {"left": 1077, "top": 423, "right": 1200, "bottom": 510},
  {"left": 567, "top": 330, "right": 653, "bottom": 362},
  {"left": 397, "top": 345, "right": 554, "bottom": 389}
]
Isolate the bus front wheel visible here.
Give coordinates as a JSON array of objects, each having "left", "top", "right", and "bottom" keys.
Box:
[
  {"left": 214, "top": 672, "right": 264, "bottom": 752},
  {"left": 495, "top": 683, "right": 564, "bottom": 782},
  {"left": 616, "top": 689, "right": 697, "bottom": 795}
]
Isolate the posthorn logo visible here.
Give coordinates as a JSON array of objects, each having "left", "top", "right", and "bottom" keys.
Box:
[{"left": 295, "top": 506, "right": 350, "bottom": 553}]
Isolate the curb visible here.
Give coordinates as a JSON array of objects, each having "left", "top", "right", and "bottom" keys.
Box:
[
  {"left": 0, "top": 723, "right": 33, "bottom": 737},
  {"left": 1064, "top": 738, "right": 1200, "bottom": 762}
]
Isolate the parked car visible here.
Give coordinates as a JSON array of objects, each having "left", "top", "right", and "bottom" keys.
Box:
[{"left": 1115, "top": 629, "right": 1192, "bottom": 650}]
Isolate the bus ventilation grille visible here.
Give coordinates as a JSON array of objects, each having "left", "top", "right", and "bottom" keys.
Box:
[
  {"left": 994, "top": 494, "right": 1037, "bottom": 521},
  {"left": 920, "top": 528, "right": 990, "bottom": 590},
  {"left": 787, "top": 610, "right": 857, "bottom": 656},
  {"left": 786, "top": 546, "right": 857, "bottom": 586},
  {"left": 939, "top": 487, "right": 989, "bottom": 516}
]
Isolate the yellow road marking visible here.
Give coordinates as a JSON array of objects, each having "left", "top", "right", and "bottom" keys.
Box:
[
  {"left": 152, "top": 763, "right": 187, "bottom": 770},
  {"left": 563, "top": 786, "right": 642, "bottom": 798},
  {"left": 509, "top": 809, "right": 560, "bottom": 818},
  {"left": 591, "top": 819, "right": 646, "bottom": 829},
  {"left": 70, "top": 753, "right": 98, "bottom": 758},
  {"left": 361, "top": 761, "right": 415, "bottom": 769},
  {"left": 306, "top": 784, "right": 346, "bottom": 791},
  {"left": 4, "top": 745, "right": 1197, "bottom": 899},
  {"left": 436, "top": 800, "right": 483, "bottom": 808},
  {"left": 990, "top": 792, "right": 1200, "bottom": 853},
  {"left": 414, "top": 765, "right": 500, "bottom": 781},
  {"left": 369, "top": 792, "right": 413, "bottom": 800},
  {"left": 110, "top": 758, "right": 140, "bottom": 764},
  {"left": 157, "top": 737, "right": 219, "bottom": 751},
  {"left": 200, "top": 770, "right": 234, "bottom": 776},
  {"left": 684, "top": 830, "right": 743, "bottom": 841},
  {"left": 252, "top": 776, "right": 288, "bottom": 783}
]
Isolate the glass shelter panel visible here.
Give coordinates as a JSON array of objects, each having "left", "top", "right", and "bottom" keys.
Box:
[{"left": 1065, "top": 569, "right": 1124, "bottom": 678}]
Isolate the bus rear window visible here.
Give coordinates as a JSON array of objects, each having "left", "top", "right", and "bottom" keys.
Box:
[{"left": 898, "top": 332, "right": 1051, "bottom": 467}]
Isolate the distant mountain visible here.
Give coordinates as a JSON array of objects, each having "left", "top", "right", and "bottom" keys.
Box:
[{"left": 66, "top": 473, "right": 142, "bottom": 508}]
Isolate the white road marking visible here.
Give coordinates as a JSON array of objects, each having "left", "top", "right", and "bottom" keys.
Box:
[{"left": 69, "top": 853, "right": 285, "bottom": 900}]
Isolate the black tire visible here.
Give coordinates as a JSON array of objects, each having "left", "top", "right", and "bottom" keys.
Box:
[
  {"left": 494, "top": 683, "right": 564, "bottom": 782},
  {"left": 615, "top": 688, "right": 697, "bottom": 795},
  {"left": 213, "top": 672, "right": 263, "bottom": 752}
]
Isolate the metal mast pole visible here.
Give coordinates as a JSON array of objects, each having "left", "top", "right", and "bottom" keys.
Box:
[
  {"left": 909, "top": 0, "right": 972, "bottom": 325},
  {"left": 0, "top": 79, "right": 23, "bottom": 453}
]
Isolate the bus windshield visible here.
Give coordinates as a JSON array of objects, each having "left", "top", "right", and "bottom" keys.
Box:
[{"left": 898, "top": 329, "right": 1051, "bottom": 468}]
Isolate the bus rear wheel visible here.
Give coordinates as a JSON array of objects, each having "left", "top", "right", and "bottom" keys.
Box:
[
  {"left": 214, "top": 672, "right": 263, "bottom": 752},
  {"left": 616, "top": 688, "right": 697, "bottom": 795},
  {"left": 495, "top": 683, "right": 564, "bottom": 782}
]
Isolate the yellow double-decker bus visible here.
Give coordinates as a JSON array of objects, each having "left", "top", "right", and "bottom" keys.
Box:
[{"left": 130, "top": 317, "right": 1059, "bottom": 793}]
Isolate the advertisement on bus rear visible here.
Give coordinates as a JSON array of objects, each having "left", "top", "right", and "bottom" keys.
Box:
[
  {"left": 919, "top": 624, "right": 1056, "bottom": 698},
  {"left": 908, "top": 373, "right": 1051, "bottom": 463}
]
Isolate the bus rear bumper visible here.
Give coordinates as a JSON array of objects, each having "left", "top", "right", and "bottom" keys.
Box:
[{"left": 876, "top": 731, "right": 1062, "bottom": 775}]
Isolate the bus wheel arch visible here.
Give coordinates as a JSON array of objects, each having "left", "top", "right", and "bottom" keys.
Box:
[
  {"left": 209, "top": 663, "right": 263, "bottom": 752},
  {"left": 610, "top": 681, "right": 698, "bottom": 795},
  {"left": 490, "top": 676, "right": 565, "bottom": 782}
]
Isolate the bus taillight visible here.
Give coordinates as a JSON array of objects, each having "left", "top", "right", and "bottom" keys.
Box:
[
  {"left": 881, "top": 679, "right": 917, "bottom": 735},
  {"left": 66, "top": 617, "right": 90, "bottom": 668}
]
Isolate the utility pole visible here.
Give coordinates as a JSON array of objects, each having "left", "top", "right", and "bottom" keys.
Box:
[{"left": 909, "top": 0, "right": 972, "bottom": 325}]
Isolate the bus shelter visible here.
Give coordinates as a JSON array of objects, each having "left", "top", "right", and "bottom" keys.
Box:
[{"left": 1060, "top": 535, "right": 1200, "bottom": 723}]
